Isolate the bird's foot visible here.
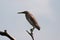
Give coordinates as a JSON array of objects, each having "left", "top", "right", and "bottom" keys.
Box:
[
  {"left": 30, "top": 29, "right": 33, "bottom": 32},
  {"left": 30, "top": 28, "right": 35, "bottom": 32}
]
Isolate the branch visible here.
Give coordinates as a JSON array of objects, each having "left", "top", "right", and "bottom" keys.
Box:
[
  {"left": 0, "top": 30, "right": 15, "bottom": 40},
  {"left": 26, "top": 28, "right": 34, "bottom": 40}
]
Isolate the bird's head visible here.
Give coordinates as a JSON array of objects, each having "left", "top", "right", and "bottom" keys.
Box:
[{"left": 18, "top": 11, "right": 29, "bottom": 14}]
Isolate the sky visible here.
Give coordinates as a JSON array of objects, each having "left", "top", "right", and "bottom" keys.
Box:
[{"left": 0, "top": 0, "right": 60, "bottom": 40}]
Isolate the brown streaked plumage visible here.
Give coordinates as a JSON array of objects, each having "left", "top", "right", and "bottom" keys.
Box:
[{"left": 18, "top": 11, "right": 40, "bottom": 30}]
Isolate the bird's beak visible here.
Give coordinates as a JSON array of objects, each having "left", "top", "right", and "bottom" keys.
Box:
[{"left": 18, "top": 12, "right": 24, "bottom": 14}]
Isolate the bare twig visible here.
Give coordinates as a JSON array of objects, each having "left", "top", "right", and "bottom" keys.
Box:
[
  {"left": 26, "top": 28, "right": 34, "bottom": 40},
  {"left": 0, "top": 30, "right": 15, "bottom": 40}
]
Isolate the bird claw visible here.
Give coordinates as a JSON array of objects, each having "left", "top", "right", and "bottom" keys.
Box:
[{"left": 30, "top": 29, "right": 33, "bottom": 32}]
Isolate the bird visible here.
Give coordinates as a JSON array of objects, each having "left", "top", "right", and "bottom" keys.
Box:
[{"left": 18, "top": 11, "right": 40, "bottom": 31}]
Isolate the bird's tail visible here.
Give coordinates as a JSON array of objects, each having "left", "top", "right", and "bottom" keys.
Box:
[{"left": 36, "top": 25, "right": 40, "bottom": 30}]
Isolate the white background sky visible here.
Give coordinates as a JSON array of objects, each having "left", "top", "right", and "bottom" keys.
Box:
[{"left": 0, "top": 0, "right": 60, "bottom": 40}]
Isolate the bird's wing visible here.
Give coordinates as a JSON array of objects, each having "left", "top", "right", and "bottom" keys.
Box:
[
  {"left": 29, "top": 14, "right": 38, "bottom": 24},
  {"left": 26, "top": 14, "right": 40, "bottom": 30}
]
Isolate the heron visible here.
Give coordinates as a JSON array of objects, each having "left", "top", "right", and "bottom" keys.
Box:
[{"left": 18, "top": 11, "right": 40, "bottom": 31}]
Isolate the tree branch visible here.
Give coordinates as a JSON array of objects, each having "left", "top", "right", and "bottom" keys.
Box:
[
  {"left": 26, "top": 28, "right": 34, "bottom": 40},
  {"left": 0, "top": 30, "right": 15, "bottom": 40}
]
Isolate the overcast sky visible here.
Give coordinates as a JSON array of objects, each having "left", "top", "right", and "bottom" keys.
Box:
[{"left": 0, "top": 0, "right": 60, "bottom": 40}]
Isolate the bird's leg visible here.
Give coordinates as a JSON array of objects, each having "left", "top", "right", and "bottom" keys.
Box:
[{"left": 30, "top": 27, "right": 35, "bottom": 33}]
